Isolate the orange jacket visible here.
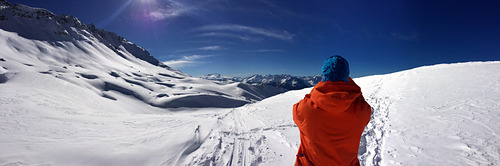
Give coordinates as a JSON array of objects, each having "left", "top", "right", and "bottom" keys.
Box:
[{"left": 293, "top": 78, "right": 371, "bottom": 166}]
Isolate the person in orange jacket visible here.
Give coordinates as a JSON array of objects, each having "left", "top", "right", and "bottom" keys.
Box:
[{"left": 293, "top": 55, "right": 371, "bottom": 166}]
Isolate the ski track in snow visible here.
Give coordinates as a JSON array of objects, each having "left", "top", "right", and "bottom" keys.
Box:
[
  {"left": 360, "top": 92, "right": 392, "bottom": 166},
  {"left": 176, "top": 106, "right": 299, "bottom": 166},
  {"left": 357, "top": 72, "right": 407, "bottom": 166}
]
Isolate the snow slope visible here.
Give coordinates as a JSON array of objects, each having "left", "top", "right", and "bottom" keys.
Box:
[
  {"left": 0, "top": 1, "right": 280, "bottom": 108},
  {"left": 178, "top": 61, "right": 500, "bottom": 166},
  {"left": 356, "top": 62, "right": 500, "bottom": 165},
  {"left": 1, "top": 61, "right": 499, "bottom": 165}
]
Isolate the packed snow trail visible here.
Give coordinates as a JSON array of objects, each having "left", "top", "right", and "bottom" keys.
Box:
[{"left": 356, "top": 71, "right": 410, "bottom": 166}]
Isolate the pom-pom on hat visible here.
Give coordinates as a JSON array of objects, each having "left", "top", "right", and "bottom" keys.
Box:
[{"left": 321, "top": 55, "right": 350, "bottom": 82}]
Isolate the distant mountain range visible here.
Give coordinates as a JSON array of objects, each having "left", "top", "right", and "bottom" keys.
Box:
[{"left": 201, "top": 73, "right": 321, "bottom": 91}]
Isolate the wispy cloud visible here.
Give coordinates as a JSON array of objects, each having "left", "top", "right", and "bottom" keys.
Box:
[
  {"left": 146, "top": 0, "right": 192, "bottom": 21},
  {"left": 173, "top": 46, "right": 226, "bottom": 53},
  {"left": 163, "top": 55, "right": 214, "bottom": 68},
  {"left": 149, "top": 8, "right": 185, "bottom": 20},
  {"left": 195, "top": 32, "right": 262, "bottom": 42},
  {"left": 194, "top": 24, "right": 294, "bottom": 41},
  {"left": 199, "top": 45, "right": 224, "bottom": 51},
  {"left": 245, "top": 49, "right": 286, "bottom": 52}
]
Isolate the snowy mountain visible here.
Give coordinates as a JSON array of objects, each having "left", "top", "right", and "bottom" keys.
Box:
[
  {"left": 1, "top": 1, "right": 499, "bottom": 166},
  {"left": 200, "top": 74, "right": 321, "bottom": 101},
  {"left": 200, "top": 73, "right": 243, "bottom": 83},
  {"left": 0, "top": 1, "right": 160, "bottom": 66},
  {"left": 201, "top": 73, "right": 321, "bottom": 90},
  {"left": 242, "top": 74, "right": 321, "bottom": 90},
  {"left": 1, "top": 61, "right": 499, "bottom": 165},
  {"left": 0, "top": 1, "right": 272, "bottom": 108}
]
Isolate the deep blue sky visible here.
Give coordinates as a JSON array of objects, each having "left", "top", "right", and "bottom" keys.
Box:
[{"left": 7, "top": 0, "right": 500, "bottom": 77}]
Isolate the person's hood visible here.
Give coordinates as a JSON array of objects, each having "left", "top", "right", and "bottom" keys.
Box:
[{"left": 309, "top": 78, "right": 362, "bottom": 112}]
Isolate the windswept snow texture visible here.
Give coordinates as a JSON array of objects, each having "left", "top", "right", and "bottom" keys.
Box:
[{"left": 1, "top": 61, "right": 499, "bottom": 165}]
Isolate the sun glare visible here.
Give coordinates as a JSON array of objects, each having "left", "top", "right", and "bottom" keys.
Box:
[{"left": 138, "top": 0, "right": 156, "bottom": 4}]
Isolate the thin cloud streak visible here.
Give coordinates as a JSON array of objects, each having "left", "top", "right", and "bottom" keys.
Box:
[
  {"left": 199, "top": 46, "right": 224, "bottom": 51},
  {"left": 149, "top": 8, "right": 184, "bottom": 20},
  {"left": 245, "top": 49, "right": 286, "bottom": 52},
  {"left": 147, "top": 0, "right": 192, "bottom": 21},
  {"left": 173, "top": 46, "right": 225, "bottom": 53},
  {"left": 196, "top": 32, "right": 262, "bottom": 42},
  {"left": 195, "top": 24, "right": 294, "bottom": 41},
  {"left": 163, "top": 55, "right": 214, "bottom": 68}
]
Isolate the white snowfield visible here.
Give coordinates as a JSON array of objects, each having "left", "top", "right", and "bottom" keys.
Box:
[{"left": 2, "top": 52, "right": 500, "bottom": 165}]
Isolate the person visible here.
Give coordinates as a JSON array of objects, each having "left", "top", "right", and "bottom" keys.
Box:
[{"left": 293, "top": 55, "right": 371, "bottom": 166}]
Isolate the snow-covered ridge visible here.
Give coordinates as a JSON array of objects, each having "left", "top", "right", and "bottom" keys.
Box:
[
  {"left": 0, "top": 0, "right": 160, "bottom": 66},
  {"left": 0, "top": 1, "right": 276, "bottom": 108}
]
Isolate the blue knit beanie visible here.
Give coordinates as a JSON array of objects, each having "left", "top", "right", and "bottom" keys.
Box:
[{"left": 321, "top": 55, "right": 349, "bottom": 82}]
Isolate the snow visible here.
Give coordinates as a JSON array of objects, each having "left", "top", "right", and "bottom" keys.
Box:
[
  {"left": 2, "top": 2, "right": 500, "bottom": 165},
  {"left": 2, "top": 58, "right": 499, "bottom": 165},
  {"left": 0, "top": 25, "right": 271, "bottom": 108},
  {"left": 356, "top": 62, "right": 500, "bottom": 165}
]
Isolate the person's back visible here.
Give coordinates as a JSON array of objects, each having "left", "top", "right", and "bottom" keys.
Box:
[{"left": 293, "top": 56, "right": 371, "bottom": 166}]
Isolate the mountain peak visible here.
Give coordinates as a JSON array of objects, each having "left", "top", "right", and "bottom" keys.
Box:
[
  {"left": 0, "top": 0, "right": 11, "bottom": 7},
  {"left": 0, "top": 1, "right": 162, "bottom": 67}
]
